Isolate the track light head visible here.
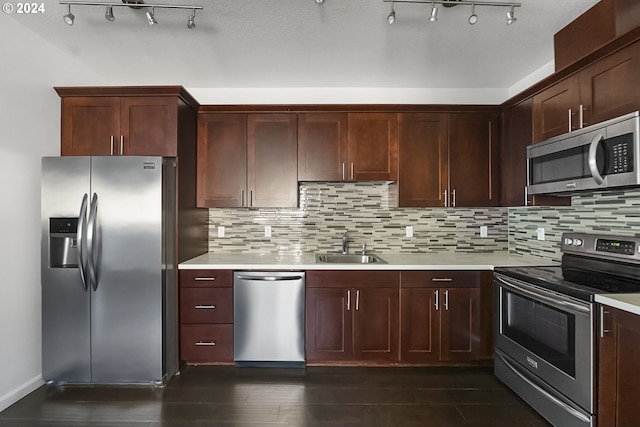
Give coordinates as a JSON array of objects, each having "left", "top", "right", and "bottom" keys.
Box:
[
  {"left": 387, "top": 9, "right": 396, "bottom": 24},
  {"left": 429, "top": 3, "right": 438, "bottom": 22},
  {"left": 105, "top": 5, "right": 115, "bottom": 22},
  {"left": 468, "top": 4, "right": 477, "bottom": 25},
  {"left": 187, "top": 9, "right": 196, "bottom": 29},
  {"left": 315, "top": 0, "right": 325, "bottom": 4},
  {"left": 506, "top": 6, "right": 516, "bottom": 25},
  {"left": 146, "top": 7, "right": 157, "bottom": 25},
  {"left": 63, "top": 4, "right": 75, "bottom": 25}
]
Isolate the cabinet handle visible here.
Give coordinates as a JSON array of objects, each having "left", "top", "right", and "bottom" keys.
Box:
[
  {"left": 110, "top": 136, "right": 115, "bottom": 156},
  {"left": 351, "top": 162, "right": 354, "bottom": 180},
  {"left": 451, "top": 189, "right": 456, "bottom": 207},
  {"left": 443, "top": 190, "right": 448, "bottom": 207},
  {"left": 195, "top": 305, "right": 216, "bottom": 309},
  {"left": 568, "top": 109, "right": 573, "bottom": 132},
  {"left": 342, "top": 163, "right": 345, "bottom": 181},
  {"left": 195, "top": 341, "right": 216, "bottom": 346},
  {"left": 241, "top": 190, "right": 245, "bottom": 207},
  {"left": 524, "top": 186, "right": 529, "bottom": 206},
  {"left": 355, "top": 289, "right": 360, "bottom": 311},
  {"left": 444, "top": 290, "right": 449, "bottom": 311},
  {"left": 250, "top": 190, "right": 253, "bottom": 207},
  {"left": 580, "top": 104, "right": 587, "bottom": 128},
  {"left": 434, "top": 289, "right": 439, "bottom": 311},
  {"left": 120, "top": 136, "right": 124, "bottom": 155},
  {"left": 431, "top": 278, "right": 453, "bottom": 282},
  {"left": 347, "top": 289, "right": 351, "bottom": 311},
  {"left": 194, "top": 277, "right": 216, "bottom": 281},
  {"left": 600, "top": 306, "right": 610, "bottom": 338}
]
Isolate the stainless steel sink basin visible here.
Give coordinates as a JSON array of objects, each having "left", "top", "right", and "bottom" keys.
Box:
[{"left": 315, "top": 253, "right": 386, "bottom": 264}]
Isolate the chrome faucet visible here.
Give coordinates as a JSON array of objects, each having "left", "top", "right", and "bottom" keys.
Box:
[{"left": 342, "top": 231, "right": 350, "bottom": 254}]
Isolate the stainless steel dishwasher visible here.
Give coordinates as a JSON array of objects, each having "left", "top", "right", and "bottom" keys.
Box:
[{"left": 233, "top": 272, "right": 305, "bottom": 366}]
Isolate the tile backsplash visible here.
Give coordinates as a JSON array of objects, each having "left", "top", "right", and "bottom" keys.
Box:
[{"left": 207, "top": 182, "right": 508, "bottom": 255}]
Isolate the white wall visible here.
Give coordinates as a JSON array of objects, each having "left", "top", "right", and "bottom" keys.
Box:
[{"left": 0, "top": 18, "right": 102, "bottom": 411}]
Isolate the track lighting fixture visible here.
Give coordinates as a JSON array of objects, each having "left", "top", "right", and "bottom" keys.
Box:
[
  {"left": 105, "top": 5, "right": 114, "bottom": 21},
  {"left": 59, "top": 1, "right": 203, "bottom": 28},
  {"left": 468, "top": 4, "right": 477, "bottom": 24},
  {"left": 146, "top": 7, "right": 157, "bottom": 25},
  {"left": 63, "top": 4, "right": 74, "bottom": 25},
  {"left": 315, "top": 0, "right": 325, "bottom": 4},
  {"left": 382, "top": 0, "right": 520, "bottom": 25},
  {"left": 429, "top": 2, "right": 438, "bottom": 22},
  {"left": 187, "top": 9, "right": 196, "bottom": 29},
  {"left": 506, "top": 5, "right": 516, "bottom": 25}
]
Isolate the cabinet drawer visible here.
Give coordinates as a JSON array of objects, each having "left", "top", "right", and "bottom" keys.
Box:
[
  {"left": 401, "top": 271, "right": 481, "bottom": 288},
  {"left": 180, "top": 288, "right": 232, "bottom": 324},
  {"left": 306, "top": 270, "right": 400, "bottom": 288},
  {"left": 180, "top": 269, "right": 233, "bottom": 288},
  {"left": 180, "top": 324, "right": 233, "bottom": 363}
]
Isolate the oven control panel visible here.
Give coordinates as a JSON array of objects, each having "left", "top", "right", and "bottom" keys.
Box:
[{"left": 562, "top": 232, "right": 640, "bottom": 262}]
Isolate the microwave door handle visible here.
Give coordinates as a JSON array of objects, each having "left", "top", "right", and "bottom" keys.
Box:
[{"left": 588, "top": 133, "right": 605, "bottom": 185}]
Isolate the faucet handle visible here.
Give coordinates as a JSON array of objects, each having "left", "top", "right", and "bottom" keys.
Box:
[{"left": 361, "top": 243, "right": 367, "bottom": 254}]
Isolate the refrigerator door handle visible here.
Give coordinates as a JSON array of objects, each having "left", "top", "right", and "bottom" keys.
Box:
[
  {"left": 77, "top": 193, "right": 89, "bottom": 292},
  {"left": 87, "top": 192, "right": 100, "bottom": 291}
]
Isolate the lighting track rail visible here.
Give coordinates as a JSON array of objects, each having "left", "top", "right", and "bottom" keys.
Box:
[
  {"left": 383, "top": 0, "right": 521, "bottom": 25},
  {"left": 59, "top": 1, "right": 203, "bottom": 28}
]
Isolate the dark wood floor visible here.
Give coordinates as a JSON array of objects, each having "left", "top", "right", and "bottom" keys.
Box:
[{"left": 0, "top": 365, "right": 551, "bottom": 426}]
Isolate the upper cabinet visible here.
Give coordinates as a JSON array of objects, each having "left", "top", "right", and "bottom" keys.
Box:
[
  {"left": 398, "top": 112, "right": 499, "bottom": 208},
  {"left": 197, "top": 113, "right": 298, "bottom": 208},
  {"left": 55, "top": 87, "right": 195, "bottom": 157},
  {"left": 298, "top": 112, "right": 398, "bottom": 181},
  {"left": 533, "top": 40, "right": 640, "bottom": 143}
]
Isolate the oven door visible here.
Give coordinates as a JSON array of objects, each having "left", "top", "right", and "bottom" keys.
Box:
[{"left": 494, "top": 273, "right": 595, "bottom": 414}]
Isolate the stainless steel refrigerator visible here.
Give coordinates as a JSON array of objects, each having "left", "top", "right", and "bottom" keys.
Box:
[{"left": 41, "top": 156, "right": 178, "bottom": 385}]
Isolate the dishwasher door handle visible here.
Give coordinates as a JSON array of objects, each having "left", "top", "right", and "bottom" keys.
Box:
[{"left": 235, "top": 275, "right": 304, "bottom": 281}]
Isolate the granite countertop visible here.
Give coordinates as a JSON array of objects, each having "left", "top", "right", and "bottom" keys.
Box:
[
  {"left": 178, "top": 252, "right": 556, "bottom": 271},
  {"left": 595, "top": 294, "right": 640, "bottom": 316}
]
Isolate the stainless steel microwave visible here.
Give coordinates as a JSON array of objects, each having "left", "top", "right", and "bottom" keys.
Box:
[{"left": 527, "top": 111, "right": 640, "bottom": 195}]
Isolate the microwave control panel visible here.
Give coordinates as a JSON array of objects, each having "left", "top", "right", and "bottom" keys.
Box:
[{"left": 604, "top": 133, "right": 634, "bottom": 174}]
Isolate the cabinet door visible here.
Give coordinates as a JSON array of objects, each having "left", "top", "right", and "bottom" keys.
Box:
[
  {"left": 400, "top": 288, "right": 440, "bottom": 363},
  {"left": 398, "top": 113, "right": 449, "bottom": 207},
  {"left": 501, "top": 99, "right": 531, "bottom": 207},
  {"left": 580, "top": 41, "right": 640, "bottom": 126},
  {"left": 61, "top": 97, "right": 120, "bottom": 156},
  {"left": 121, "top": 97, "right": 177, "bottom": 156},
  {"left": 598, "top": 306, "right": 640, "bottom": 427},
  {"left": 247, "top": 114, "right": 298, "bottom": 207},
  {"left": 532, "top": 76, "right": 581, "bottom": 143},
  {"left": 353, "top": 287, "right": 399, "bottom": 362},
  {"left": 298, "top": 113, "right": 348, "bottom": 181},
  {"left": 197, "top": 113, "right": 247, "bottom": 208},
  {"left": 440, "top": 287, "right": 480, "bottom": 362},
  {"left": 347, "top": 113, "right": 398, "bottom": 181},
  {"left": 305, "top": 287, "right": 353, "bottom": 362},
  {"left": 449, "top": 113, "right": 499, "bottom": 207}
]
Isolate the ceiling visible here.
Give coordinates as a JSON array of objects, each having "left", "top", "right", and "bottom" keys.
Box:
[{"left": 11, "top": 0, "right": 600, "bottom": 102}]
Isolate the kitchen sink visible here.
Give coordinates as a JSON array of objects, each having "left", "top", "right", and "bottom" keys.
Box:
[{"left": 315, "top": 253, "right": 386, "bottom": 264}]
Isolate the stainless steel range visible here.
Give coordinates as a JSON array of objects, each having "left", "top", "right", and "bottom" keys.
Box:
[{"left": 494, "top": 232, "right": 640, "bottom": 427}]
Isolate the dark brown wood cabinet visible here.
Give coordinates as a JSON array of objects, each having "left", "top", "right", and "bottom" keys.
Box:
[
  {"left": 400, "top": 271, "right": 492, "bottom": 364},
  {"left": 347, "top": 113, "right": 398, "bottom": 181},
  {"left": 398, "top": 112, "right": 499, "bottom": 207},
  {"left": 533, "top": 40, "right": 640, "bottom": 143},
  {"left": 56, "top": 89, "right": 188, "bottom": 156},
  {"left": 197, "top": 113, "right": 298, "bottom": 208},
  {"left": 179, "top": 269, "right": 234, "bottom": 364},
  {"left": 598, "top": 305, "right": 640, "bottom": 427},
  {"left": 298, "top": 113, "right": 348, "bottom": 181},
  {"left": 305, "top": 270, "right": 400, "bottom": 363}
]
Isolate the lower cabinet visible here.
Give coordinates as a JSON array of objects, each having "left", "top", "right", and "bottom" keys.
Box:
[
  {"left": 598, "top": 305, "right": 640, "bottom": 427},
  {"left": 305, "top": 270, "right": 400, "bottom": 363},
  {"left": 179, "top": 269, "right": 234, "bottom": 364},
  {"left": 400, "top": 271, "right": 493, "bottom": 364}
]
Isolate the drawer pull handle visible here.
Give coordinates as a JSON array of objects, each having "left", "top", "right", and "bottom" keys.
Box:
[
  {"left": 194, "top": 277, "right": 216, "bottom": 281},
  {"left": 196, "top": 341, "right": 216, "bottom": 346},
  {"left": 431, "top": 278, "right": 453, "bottom": 282},
  {"left": 195, "top": 305, "right": 216, "bottom": 309}
]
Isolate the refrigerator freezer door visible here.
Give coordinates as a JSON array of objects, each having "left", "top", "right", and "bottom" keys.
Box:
[
  {"left": 41, "top": 156, "right": 92, "bottom": 383},
  {"left": 89, "top": 156, "right": 165, "bottom": 383}
]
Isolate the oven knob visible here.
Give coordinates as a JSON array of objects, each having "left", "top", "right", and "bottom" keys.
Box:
[
  {"left": 564, "top": 238, "right": 573, "bottom": 245},
  {"left": 574, "top": 239, "right": 583, "bottom": 246}
]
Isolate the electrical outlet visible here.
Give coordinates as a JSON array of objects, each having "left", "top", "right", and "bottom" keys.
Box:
[
  {"left": 480, "top": 226, "right": 488, "bottom": 238},
  {"left": 406, "top": 225, "right": 414, "bottom": 238},
  {"left": 536, "top": 227, "right": 545, "bottom": 241},
  {"left": 217, "top": 226, "right": 225, "bottom": 238},
  {"left": 264, "top": 225, "right": 272, "bottom": 238}
]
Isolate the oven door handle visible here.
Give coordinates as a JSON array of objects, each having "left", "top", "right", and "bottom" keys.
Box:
[
  {"left": 496, "top": 352, "right": 591, "bottom": 424},
  {"left": 495, "top": 274, "right": 590, "bottom": 315}
]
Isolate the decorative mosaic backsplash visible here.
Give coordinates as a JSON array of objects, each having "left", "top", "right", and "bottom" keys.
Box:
[
  {"left": 509, "top": 189, "right": 640, "bottom": 262},
  {"left": 207, "top": 182, "right": 509, "bottom": 255}
]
